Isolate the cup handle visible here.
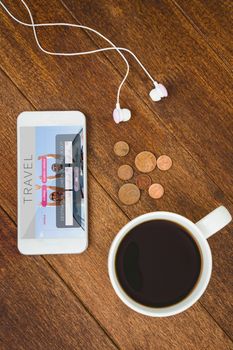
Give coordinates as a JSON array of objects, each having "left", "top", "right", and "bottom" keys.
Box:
[{"left": 195, "top": 206, "right": 232, "bottom": 239}]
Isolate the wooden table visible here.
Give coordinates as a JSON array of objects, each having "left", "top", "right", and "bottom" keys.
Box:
[{"left": 0, "top": 1, "right": 232, "bottom": 349}]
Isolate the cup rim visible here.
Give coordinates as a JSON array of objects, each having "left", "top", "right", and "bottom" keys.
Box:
[{"left": 108, "top": 211, "right": 212, "bottom": 317}]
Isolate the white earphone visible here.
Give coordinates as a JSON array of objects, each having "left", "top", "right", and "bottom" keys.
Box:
[
  {"left": 113, "top": 104, "right": 131, "bottom": 124},
  {"left": 149, "top": 82, "right": 168, "bottom": 102},
  {"left": 0, "top": 0, "right": 168, "bottom": 124}
]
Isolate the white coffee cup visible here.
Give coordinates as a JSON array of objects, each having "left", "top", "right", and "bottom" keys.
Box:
[{"left": 108, "top": 206, "right": 232, "bottom": 317}]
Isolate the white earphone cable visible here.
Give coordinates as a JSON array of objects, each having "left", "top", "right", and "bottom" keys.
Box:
[{"left": 0, "top": 0, "right": 156, "bottom": 106}]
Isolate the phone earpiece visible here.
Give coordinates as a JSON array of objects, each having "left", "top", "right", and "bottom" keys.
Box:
[
  {"left": 113, "top": 104, "right": 131, "bottom": 124},
  {"left": 149, "top": 82, "right": 168, "bottom": 102}
]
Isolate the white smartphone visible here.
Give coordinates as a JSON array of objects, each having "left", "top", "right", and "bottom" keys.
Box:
[{"left": 17, "top": 111, "right": 88, "bottom": 255}]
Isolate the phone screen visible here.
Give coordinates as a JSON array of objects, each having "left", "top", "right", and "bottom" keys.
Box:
[{"left": 19, "top": 125, "right": 85, "bottom": 239}]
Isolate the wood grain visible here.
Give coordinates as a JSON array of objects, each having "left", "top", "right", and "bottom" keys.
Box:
[
  {"left": 47, "top": 176, "right": 233, "bottom": 350},
  {"left": 61, "top": 0, "right": 233, "bottom": 199},
  {"left": 0, "top": 0, "right": 233, "bottom": 348},
  {"left": 0, "top": 87, "right": 232, "bottom": 348},
  {"left": 0, "top": 58, "right": 232, "bottom": 342},
  {"left": 172, "top": 0, "right": 233, "bottom": 67},
  {"left": 0, "top": 208, "right": 117, "bottom": 350}
]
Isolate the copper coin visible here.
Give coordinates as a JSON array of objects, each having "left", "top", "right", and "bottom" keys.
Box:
[
  {"left": 136, "top": 174, "right": 152, "bottom": 190},
  {"left": 117, "top": 164, "right": 134, "bottom": 180},
  {"left": 135, "top": 151, "right": 156, "bottom": 173},
  {"left": 114, "top": 141, "right": 129, "bottom": 157},
  {"left": 118, "top": 183, "right": 140, "bottom": 205},
  {"left": 148, "top": 183, "right": 164, "bottom": 199},
  {"left": 157, "top": 155, "right": 172, "bottom": 171}
]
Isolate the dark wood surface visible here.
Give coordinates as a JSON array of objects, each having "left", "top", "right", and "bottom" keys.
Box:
[{"left": 0, "top": 0, "right": 232, "bottom": 349}]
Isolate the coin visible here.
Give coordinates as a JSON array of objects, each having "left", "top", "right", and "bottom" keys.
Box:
[
  {"left": 135, "top": 151, "right": 156, "bottom": 173},
  {"left": 118, "top": 183, "right": 140, "bottom": 205},
  {"left": 136, "top": 174, "right": 152, "bottom": 190},
  {"left": 114, "top": 141, "right": 129, "bottom": 157},
  {"left": 157, "top": 155, "right": 172, "bottom": 171},
  {"left": 148, "top": 183, "right": 164, "bottom": 199},
  {"left": 117, "top": 165, "right": 134, "bottom": 180}
]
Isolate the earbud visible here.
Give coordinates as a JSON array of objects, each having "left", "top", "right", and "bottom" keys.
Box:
[
  {"left": 149, "top": 82, "right": 168, "bottom": 101},
  {"left": 113, "top": 103, "right": 131, "bottom": 124}
]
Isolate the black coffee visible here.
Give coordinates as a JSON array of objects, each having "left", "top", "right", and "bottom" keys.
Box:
[{"left": 115, "top": 220, "right": 201, "bottom": 307}]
